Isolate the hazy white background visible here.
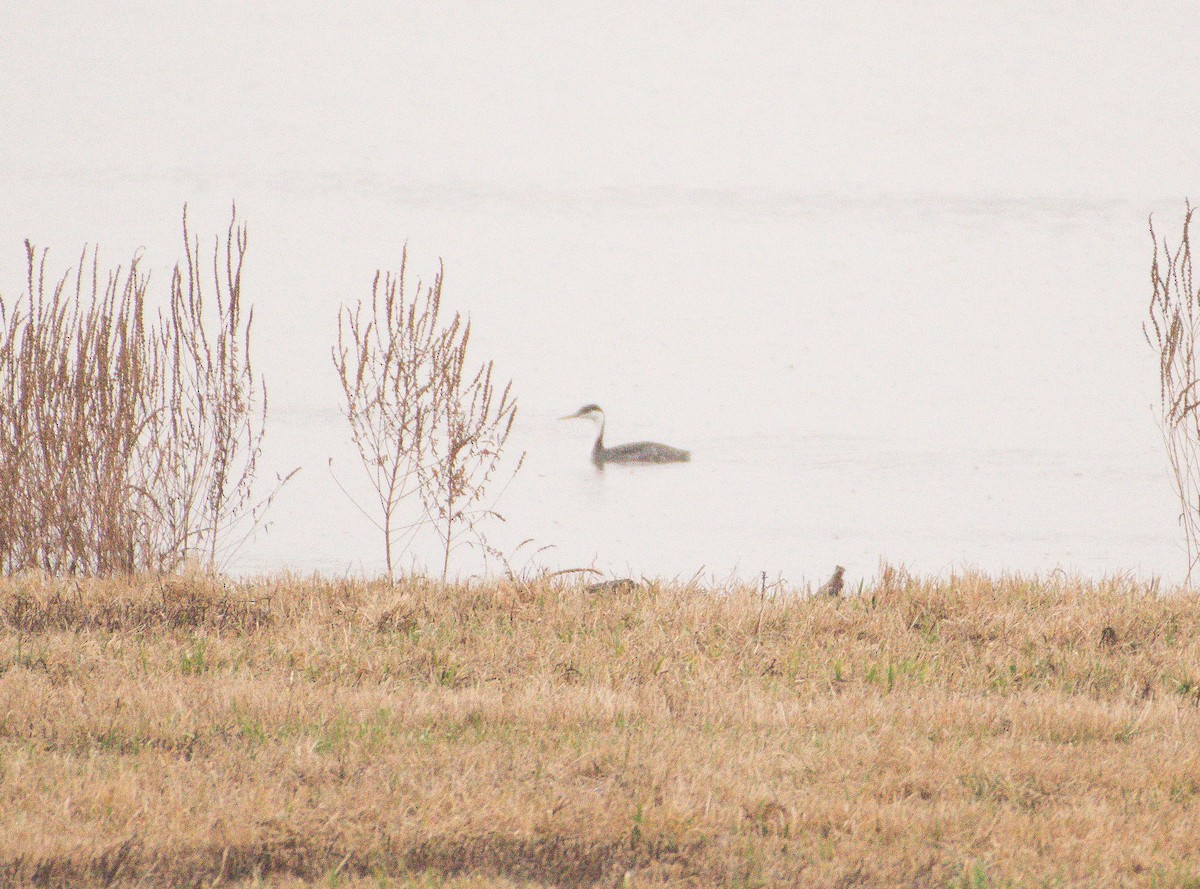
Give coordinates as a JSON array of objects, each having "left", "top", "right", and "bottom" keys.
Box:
[{"left": 2, "top": 2, "right": 1199, "bottom": 585}]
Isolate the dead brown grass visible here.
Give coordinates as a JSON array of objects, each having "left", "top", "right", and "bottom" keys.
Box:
[{"left": 1, "top": 568, "right": 1198, "bottom": 887}]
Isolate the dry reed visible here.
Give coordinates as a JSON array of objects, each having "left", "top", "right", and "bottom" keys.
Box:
[
  {"left": 0, "top": 205, "right": 282, "bottom": 575},
  {"left": 0, "top": 568, "right": 1197, "bottom": 887},
  {"left": 1147, "top": 202, "right": 1200, "bottom": 584},
  {"left": 334, "top": 248, "right": 519, "bottom": 581}
]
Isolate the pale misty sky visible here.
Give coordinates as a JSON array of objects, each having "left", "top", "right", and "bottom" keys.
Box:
[{"left": 2, "top": 2, "right": 1198, "bottom": 200}]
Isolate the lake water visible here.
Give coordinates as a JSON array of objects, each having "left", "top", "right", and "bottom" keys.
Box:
[{"left": 2, "top": 3, "right": 1198, "bottom": 586}]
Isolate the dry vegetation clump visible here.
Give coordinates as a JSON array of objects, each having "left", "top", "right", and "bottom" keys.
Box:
[
  {"left": 333, "top": 247, "right": 519, "bottom": 581},
  {"left": 1, "top": 570, "right": 1199, "bottom": 887},
  {"left": 0, "top": 573, "right": 272, "bottom": 636},
  {"left": 1148, "top": 202, "right": 1200, "bottom": 583},
  {"left": 0, "top": 205, "right": 281, "bottom": 575}
]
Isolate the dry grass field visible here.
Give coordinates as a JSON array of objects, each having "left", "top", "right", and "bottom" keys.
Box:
[{"left": 1, "top": 568, "right": 1199, "bottom": 887}]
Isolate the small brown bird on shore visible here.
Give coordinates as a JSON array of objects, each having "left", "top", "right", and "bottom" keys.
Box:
[{"left": 817, "top": 566, "right": 845, "bottom": 597}]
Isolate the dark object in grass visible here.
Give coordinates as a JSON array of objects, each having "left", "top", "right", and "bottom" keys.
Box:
[
  {"left": 817, "top": 566, "right": 846, "bottom": 597},
  {"left": 587, "top": 578, "right": 639, "bottom": 595}
]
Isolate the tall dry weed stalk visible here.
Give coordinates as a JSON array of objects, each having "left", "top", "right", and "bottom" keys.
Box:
[
  {"left": 1146, "top": 202, "right": 1200, "bottom": 583},
  {"left": 0, "top": 244, "right": 158, "bottom": 573},
  {"left": 0, "top": 204, "right": 282, "bottom": 575},
  {"left": 334, "top": 247, "right": 519, "bottom": 580},
  {"left": 164, "top": 206, "right": 287, "bottom": 566}
]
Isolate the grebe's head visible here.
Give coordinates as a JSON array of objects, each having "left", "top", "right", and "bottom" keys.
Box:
[{"left": 559, "top": 404, "right": 605, "bottom": 426}]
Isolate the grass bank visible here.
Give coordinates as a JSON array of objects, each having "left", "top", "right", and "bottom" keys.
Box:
[{"left": 0, "top": 569, "right": 1198, "bottom": 887}]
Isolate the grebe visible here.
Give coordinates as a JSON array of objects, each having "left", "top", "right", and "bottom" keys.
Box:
[{"left": 559, "top": 404, "right": 690, "bottom": 466}]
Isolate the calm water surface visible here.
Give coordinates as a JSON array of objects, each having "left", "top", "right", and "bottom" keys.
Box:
[{"left": 212, "top": 189, "right": 1177, "bottom": 585}]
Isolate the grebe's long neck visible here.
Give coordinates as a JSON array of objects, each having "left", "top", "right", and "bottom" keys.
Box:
[{"left": 591, "top": 416, "right": 606, "bottom": 465}]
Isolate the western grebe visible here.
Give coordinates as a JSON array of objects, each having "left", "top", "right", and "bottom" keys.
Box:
[{"left": 559, "top": 404, "right": 690, "bottom": 466}]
